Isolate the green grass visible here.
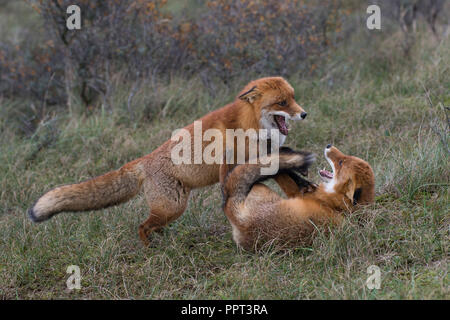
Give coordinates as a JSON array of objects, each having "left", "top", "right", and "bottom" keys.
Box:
[{"left": 0, "top": 12, "right": 449, "bottom": 299}]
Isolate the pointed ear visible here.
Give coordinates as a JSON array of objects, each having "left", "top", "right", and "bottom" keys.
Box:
[
  {"left": 344, "top": 178, "right": 356, "bottom": 203},
  {"left": 239, "top": 86, "right": 260, "bottom": 104}
]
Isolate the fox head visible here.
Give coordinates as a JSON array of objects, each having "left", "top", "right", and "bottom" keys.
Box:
[
  {"left": 319, "top": 145, "right": 375, "bottom": 206},
  {"left": 237, "top": 77, "right": 307, "bottom": 145}
]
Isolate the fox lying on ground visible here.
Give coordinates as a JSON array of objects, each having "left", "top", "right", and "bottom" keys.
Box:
[
  {"left": 28, "top": 77, "right": 308, "bottom": 245},
  {"left": 221, "top": 145, "right": 375, "bottom": 250}
]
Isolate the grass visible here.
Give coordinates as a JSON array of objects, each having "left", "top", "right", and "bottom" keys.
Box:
[{"left": 0, "top": 7, "right": 449, "bottom": 299}]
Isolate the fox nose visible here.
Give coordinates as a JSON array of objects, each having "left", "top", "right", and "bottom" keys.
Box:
[
  {"left": 326, "top": 144, "right": 332, "bottom": 149},
  {"left": 300, "top": 112, "right": 307, "bottom": 119}
]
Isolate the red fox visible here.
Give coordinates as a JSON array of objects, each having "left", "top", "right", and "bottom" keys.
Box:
[
  {"left": 221, "top": 145, "right": 375, "bottom": 250},
  {"left": 28, "top": 77, "right": 308, "bottom": 245}
]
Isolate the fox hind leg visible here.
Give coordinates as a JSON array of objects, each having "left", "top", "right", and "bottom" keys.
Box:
[
  {"left": 138, "top": 200, "right": 190, "bottom": 246},
  {"left": 138, "top": 210, "right": 176, "bottom": 246},
  {"left": 138, "top": 177, "right": 191, "bottom": 246}
]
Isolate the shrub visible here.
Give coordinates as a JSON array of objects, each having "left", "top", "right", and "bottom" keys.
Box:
[
  {"left": 0, "top": 31, "right": 65, "bottom": 105},
  {"left": 373, "top": 0, "right": 447, "bottom": 55},
  {"left": 1, "top": 0, "right": 446, "bottom": 119},
  {"left": 185, "top": 0, "right": 344, "bottom": 81},
  {"left": 34, "top": 0, "right": 183, "bottom": 107},
  {"left": 0, "top": 0, "right": 349, "bottom": 110}
]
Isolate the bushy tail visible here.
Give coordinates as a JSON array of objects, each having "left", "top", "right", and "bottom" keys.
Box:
[
  {"left": 28, "top": 159, "right": 144, "bottom": 222},
  {"left": 222, "top": 148, "right": 315, "bottom": 209}
]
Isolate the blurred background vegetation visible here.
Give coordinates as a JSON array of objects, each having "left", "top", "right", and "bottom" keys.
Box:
[{"left": 0, "top": 0, "right": 447, "bottom": 134}]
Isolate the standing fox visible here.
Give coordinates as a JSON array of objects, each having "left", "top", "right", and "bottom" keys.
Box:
[
  {"left": 28, "top": 77, "right": 308, "bottom": 245},
  {"left": 221, "top": 145, "right": 375, "bottom": 250}
]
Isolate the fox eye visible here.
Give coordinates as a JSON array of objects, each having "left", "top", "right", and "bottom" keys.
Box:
[
  {"left": 278, "top": 100, "right": 287, "bottom": 107},
  {"left": 339, "top": 160, "right": 343, "bottom": 166}
]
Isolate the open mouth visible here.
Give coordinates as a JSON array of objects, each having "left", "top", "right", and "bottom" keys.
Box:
[
  {"left": 319, "top": 149, "right": 335, "bottom": 183},
  {"left": 319, "top": 169, "right": 333, "bottom": 181},
  {"left": 273, "top": 115, "right": 289, "bottom": 135}
]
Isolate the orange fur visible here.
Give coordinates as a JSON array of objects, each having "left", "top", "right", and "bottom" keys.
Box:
[
  {"left": 28, "top": 77, "right": 307, "bottom": 245},
  {"left": 221, "top": 146, "right": 375, "bottom": 250}
]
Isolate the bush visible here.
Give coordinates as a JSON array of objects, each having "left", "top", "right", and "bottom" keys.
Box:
[
  {"left": 0, "top": 31, "right": 65, "bottom": 105},
  {"left": 183, "top": 0, "right": 345, "bottom": 81},
  {"left": 0, "top": 0, "right": 350, "bottom": 111},
  {"left": 373, "top": 0, "right": 447, "bottom": 55},
  {"left": 0, "top": 0, "right": 446, "bottom": 118},
  {"left": 36, "top": 0, "right": 183, "bottom": 107}
]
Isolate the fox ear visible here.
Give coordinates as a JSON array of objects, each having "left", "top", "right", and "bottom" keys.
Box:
[
  {"left": 344, "top": 178, "right": 356, "bottom": 203},
  {"left": 239, "top": 86, "right": 260, "bottom": 104}
]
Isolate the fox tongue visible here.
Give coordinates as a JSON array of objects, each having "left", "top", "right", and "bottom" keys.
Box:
[
  {"left": 274, "top": 115, "right": 288, "bottom": 135},
  {"left": 319, "top": 170, "right": 333, "bottom": 179}
]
